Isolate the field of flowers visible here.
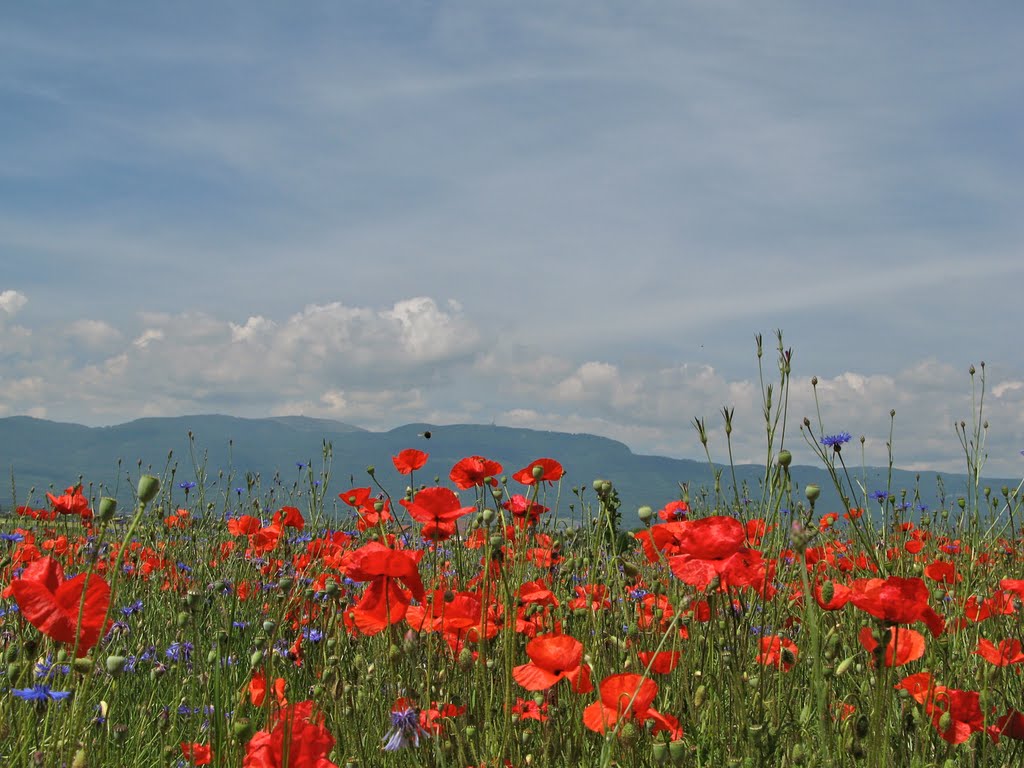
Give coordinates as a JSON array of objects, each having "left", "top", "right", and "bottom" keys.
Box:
[{"left": 1, "top": 338, "right": 1022, "bottom": 767}]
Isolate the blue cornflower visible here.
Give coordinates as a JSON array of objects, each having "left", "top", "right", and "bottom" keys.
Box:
[
  {"left": 820, "top": 432, "right": 852, "bottom": 449},
  {"left": 179, "top": 481, "right": 197, "bottom": 491},
  {"left": 34, "top": 655, "right": 70, "bottom": 679},
  {"left": 165, "top": 642, "right": 193, "bottom": 663},
  {"left": 382, "top": 705, "right": 429, "bottom": 751},
  {"left": 871, "top": 490, "right": 889, "bottom": 503},
  {"left": 120, "top": 599, "right": 144, "bottom": 616},
  {"left": 628, "top": 588, "right": 649, "bottom": 600},
  {"left": 0, "top": 532, "right": 24, "bottom": 543},
  {"left": 12, "top": 684, "right": 72, "bottom": 705},
  {"left": 304, "top": 628, "right": 324, "bottom": 643},
  {"left": 296, "top": 462, "right": 306, "bottom": 470}
]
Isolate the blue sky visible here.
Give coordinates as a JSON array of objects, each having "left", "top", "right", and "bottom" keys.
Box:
[{"left": 2, "top": 2, "right": 1023, "bottom": 476}]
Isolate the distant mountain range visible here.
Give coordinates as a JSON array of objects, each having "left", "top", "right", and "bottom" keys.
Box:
[{"left": 0, "top": 414, "right": 1011, "bottom": 522}]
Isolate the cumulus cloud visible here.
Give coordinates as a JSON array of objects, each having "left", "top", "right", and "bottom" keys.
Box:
[
  {"left": 0, "top": 290, "right": 28, "bottom": 316},
  {"left": 66, "top": 319, "right": 122, "bottom": 348}
]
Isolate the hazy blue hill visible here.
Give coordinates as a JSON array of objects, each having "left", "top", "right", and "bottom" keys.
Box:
[{"left": 0, "top": 415, "right": 1013, "bottom": 521}]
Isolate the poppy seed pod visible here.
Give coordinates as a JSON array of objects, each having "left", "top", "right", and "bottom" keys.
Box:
[
  {"left": 98, "top": 496, "right": 117, "bottom": 521},
  {"left": 805, "top": 484, "right": 821, "bottom": 503},
  {"left": 137, "top": 475, "right": 160, "bottom": 504},
  {"left": 777, "top": 450, "right": 792, "bottom": 468}
]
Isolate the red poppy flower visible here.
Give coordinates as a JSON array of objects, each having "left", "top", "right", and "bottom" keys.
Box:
[
  {"left": 502, "top": 495, "right": 549, "bottom": 528},
  {"left": 449, "top": 456, "right": 503, "bottom": 489},
  {"left": 657, "top": 500, "right": 689, "bottom": 522},
  {"left": 513, "top": 634, "right": 593, "bottom": 693},
  {"left": 392, "top": 449, "right": 429, "bottom": 475},
  {"left": 583, "top": 673, "right": 678, "bottom": 737},
  {"left": 849, "top": 577, "right": 945, "bottom": 637},
  {"left": 512, "top": 458, "right": 565, "bottom": 485},
  {"left": 996, "top": 710, "right": 1024, "bottom": 741},
  {"left": 228, "top": 515, "right": 263, "bottom": 536},
  {"left": 637, "top": 650, "right": 681, "bottom": 674},
  {"left": 512, "top": 697, "right": 549, "bottom": 722},
  {"left": 249, "top": 669, "right": 288, "bottom": 707},
  {"left": 338, "top": 487, "right": 373, "bottom": 508},
  {"left": 923, "top": 560, "right": 960, "bottom": 585},
  {"left": 180, "top": 743, "right": 213, "bottom": 766},
  {"left": 975, "top": 638, "right": 1024, "bottom": 666},
  {"left": 858, "top": 626, "right": 926, "bottom": 667},
  {"left": 47, "top": 485, "right": 91, "bottom": 518},
  {"left": 399, "top": 487, "right": 475, "bottom": 542},
  {"left": 271, "top": 506, "right": 305, "bottom": 530},
  {"left": 928, "top": 687, "right": 985, "bottom": 745},
  {"left": 756, "top": 636, "right": 799, "bottom": 672},
  {"left": 10, "top": 556, "right": 110, "bottom": 655},
  {"left": 243, "top": 700, "right": 337, "bottom": 768},
  {"left": 342, "top": 542, "right": 425, "bottom": 635}
]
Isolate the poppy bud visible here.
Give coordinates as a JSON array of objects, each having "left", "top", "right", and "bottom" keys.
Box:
[
  {"left": 638, "top": 506, "right": 653, "bottom": 523},
  {"left": 938, "top": 711, "right": 952, "bottom": 731},
  {"left": 366, "top": 465, "right": 375, "bottom": 476},
  {"left": 693, "top": 684, "right": 706, "bottom": 709},
  {"left": 232, "top": 717, "right": 254, "bottom": 741},
  {"left": 482, "top": 508, "right": 496, "bottom": 524},
  {"left": 176, "top": 611, "right": 190, "bottom": 628},
  {"left": 105, "top": 655, "right": 127, "bottom": 676},
  {"left": 777, "top": 450, "right": 792, "bottom": 468},
  {"left": 73, "top": 657, "right": 94, "bottom": 675},
  {"left": 278, "top": 577, "right": 293, "bottom": 592},
  {"left": 71, "top": 749, "right": 87, "bottom": 768},
  {"left": 618, "top": 721, "right": 640, "bottom": 748},
  {"left": 137, "top": 475, "right": 160, "bottom": 504},
  {"left": 249, "top": 651, "right": 263, "bottom": 669},
  {"left": 805, "top": 484, "right": 821, "bottom": 503},
  {"left": 820, "top": 580, "right": 835, "bottom": 605},
  {"left": 325, "top": 580, "right": 339, "bottom": 596}
]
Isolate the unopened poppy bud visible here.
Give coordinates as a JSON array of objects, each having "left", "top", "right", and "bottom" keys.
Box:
[
  {"left": 98, "top": 496, "right": 117, "bottom": 521},
  {"left": 325, "top": 579, "right": 339, "bottom": 596},
  {"left": 777, "top": 449, "right": 792, "bottom": 468},
  {"left": 366, "top": 465, "right": 375, "bottom": 476},
  {"left": 278, "top": 577, "right": 293, "bottom": 592},
  {"left": 638, "top": 505, "right": 653, "bottom": 523},
  {"left": 693, "top": 684, "right": 706, "bottom": 709},
  {"left": 805, "top": 484, "right": 820, "bottom": 503},
  {"left": 73, "top": 657, "right": 94, "bottom": 675},
  {"left": 137, "top": 475, "right": 160, "bottom": 504},
  {"left": 938, "top": 711, "right": 952, "bottom": 731},
  {"left": 232, "top": 717, "right": 254, "bottom": 740},
  {"left": 618, "top": 721, "right": 640, "bottom": 747},
  {"left": 249, "top": 651, "right": 263, "bottom": 669},
  {"left": 820, "top": 581, "right": 835, "bottom": 605},
  {"left": 957, "top": 497, "right": 966, "bottom": 510},
  {"left": 105, "top": 655, "right": 127, "bottom": 676},
  {"left": 482, "top": 508, "right": 496, "bottom": 524}
]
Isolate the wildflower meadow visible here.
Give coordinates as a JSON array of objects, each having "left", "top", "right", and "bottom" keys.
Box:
[{"left": 1, "top": 334, "right": 1023, "bottom": 767}]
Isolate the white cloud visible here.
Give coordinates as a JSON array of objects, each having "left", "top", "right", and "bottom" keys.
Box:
[
  {"left": 0, "top": 290, "right": 27, "bottom": 316},
  {"left": 133, "top": 329, "right": 164, "bottom": 349},
  {"left": 66, "top": 319, "right": 121, "bottom": 347}
]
